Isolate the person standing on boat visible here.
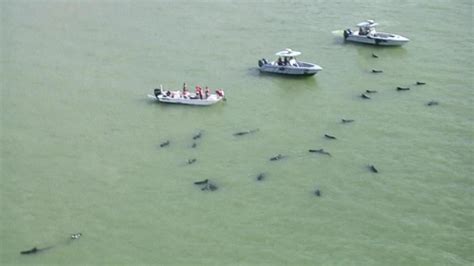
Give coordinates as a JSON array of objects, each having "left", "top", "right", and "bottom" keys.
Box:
[
  {"left": 289, "top": 56, "right": 296, "bottom": 66},
  {"left": 205, "top": 86, "right": 210, "bottom": 99},
  {"left": 195, "top": 86, "right": 203, "bottom": 99},
  {"left": 277, "top": 57, "right": 283, "bottom": 66},
  {"left": 182, "top": 83, "right": 188, "bottom": 98},
  {"left": 195, "top": 85, "right": 199, "bottom": 97}
]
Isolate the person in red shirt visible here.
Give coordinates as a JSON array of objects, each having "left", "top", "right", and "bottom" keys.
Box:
[{"left": 195, "top": 86, "right": 203, "bottom": 99}]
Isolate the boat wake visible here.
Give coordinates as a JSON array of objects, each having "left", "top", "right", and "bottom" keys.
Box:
[{"left": 331, "top": 30, "right": 344, "bottom": 37}]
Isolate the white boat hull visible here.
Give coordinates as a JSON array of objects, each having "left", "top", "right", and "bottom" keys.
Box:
[
  {"left": 258, "top": 61, "right": 322, "bottom": 76},
  {"left": 148, "top": 93, "right": 224, "bottom": 106},
  {"left": 344, "top": 30, "right": 409, "bottom": 46}
]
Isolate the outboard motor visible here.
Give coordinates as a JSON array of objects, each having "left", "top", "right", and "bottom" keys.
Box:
[
  {"left": 343, "top": 29, "right": 351, "bottom": 39},
  {"left": 154, "top": 88, "right": 162, "bottom": 97},
  {"left": 258, "top": 58, "right": 268, "bottom": 67}
]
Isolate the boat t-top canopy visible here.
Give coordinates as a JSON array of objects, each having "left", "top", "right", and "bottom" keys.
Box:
[
  {"left": 275, "top": 48, "right": 301, "bottom": 57},
  {"left": 357, "top": 20, "right": 378, "bottom": 27}
]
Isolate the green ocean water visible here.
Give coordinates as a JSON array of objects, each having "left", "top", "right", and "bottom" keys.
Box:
[{"left": 1, "top": 0, "right": 473, "bottom": 265}]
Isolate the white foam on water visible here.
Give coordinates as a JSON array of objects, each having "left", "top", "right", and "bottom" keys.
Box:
[{"left": 331, "top": 30, "right": 344, "bottom": 37}]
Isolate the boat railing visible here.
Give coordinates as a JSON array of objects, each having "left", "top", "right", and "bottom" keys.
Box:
[{"left": 297, "top": 62, "right": 313, "bottom": 67}]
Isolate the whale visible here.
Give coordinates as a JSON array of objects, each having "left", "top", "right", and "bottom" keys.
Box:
[
  {"left": 20, "top": 246, "right": 53, "bottom": 255},
  {"left": 416, "top": 81, "right": 426, "bottom": 85},
  {"left": 324, "top": 134, "right": 337, "bottom": 140},
  {"left": 71, "top": 233, "right": 82, "bottom": 239},
  {"left": 160, "top": 140, "right": 170, "bottom": 147},
  {"left": 361, "top": 93, "right": 371, "bottom": 99},
  {"left": 194, "top": 179, "right": 208, "bottom": 185},
  {"left": 233, "top": 129, "right": 259, "bottom": 136},
  {"left": 372, "top": 53, "right": 378, "bottom": 58},
  {"left": 20, "top": 247, "right": 40, "bottom": 255},
  {"left": 187, "top": 158, "right": 197, "bottom": 165},
  {"left": 309, "top": 149, "right": 331, "bottom": 156},
  {"left": 314, "top": 189, "right": 321, "bottom": 197},
  {"left": 369, "top": 165, "right": 378, "bottom": 173},
  {"left": 342, "top": 119, "right": 355, "bottom": 123},
  {"left": 20, "top": 233, "right": 81, "bottom": 255},
  {"left": 366, "top": 90, "right": 377, "bottom": 93},
  {"left": 201, "top": 183, "right": 218, "bottom": 191},
  {"left": 191, "top": 142, "right": 197, "bottom": 148},
  {"left": 270, "top": 154, "right": 286, "bottom": 161},
  {"left": 371, "top": 69, "right": 383, "bottom": 73},
  {"left": 193, "top": 131, "right": 202, "bottom": 140},
  {"left": 427, "top": 101, "right": 439, "bottom": 106},
  {"left": 256, "top": 173, "right": 266, "bottom": 181},
  {"left": 397, "top": 87, "right": 410, "bottom": 91},
  {"left": 194, "top": 180, "right": 218, "bottom": 191}
]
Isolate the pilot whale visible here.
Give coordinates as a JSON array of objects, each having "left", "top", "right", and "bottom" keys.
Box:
[
  {"left": 194, "top": 179, "right": 208, "bottom": 185},
  {"left": 20, "top": 233, "right": 81, "bottom": 255},
  {"left": 369, "top": 165, "right": 379, "bottom": 173},
  {"left": 233, "top": 129, "right": 259, "bottom": 136},
  {"left": 270, "top": 154, "right": 286, "bottom": 161},
  {"left": 397, "top": 87, "right": 410, "bottom": 91},
  {"left": 20, "top": 247, "right": 42, "bottom": 255},
  {"left": 309, "top": 149, "right": 331, "bottom": 156},
  {"left": 160, "top": 140, "right": 170, "bottom": 147},
  {"left": 314, "top": 189, "right": 321, "bottom": 197},
  {"left": 324, "top": 134, "right": 337, "bottom": 140},
  {"left": 201, "top": 183, "right": 218, "bottom": 191},
  {"left": 193, "top": 131, "right": 202, "bottom": 140},
  {"left": 71, "top": 233, "right": 82, "bottom": 239}
]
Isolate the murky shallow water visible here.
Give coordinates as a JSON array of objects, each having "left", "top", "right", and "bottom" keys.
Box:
[{"left": 1, "top": 1, "right": 472, "bottom": 265}]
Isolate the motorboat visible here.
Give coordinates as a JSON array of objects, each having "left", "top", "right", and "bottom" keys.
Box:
[
  {"left": 258, "top": 48, "right": 322, "bottom": 76},
  {"left": 343, "top": 20, "right": 409, "bottom": 46},
  {"left": 148, "top": 85, "right": 225, "bottom": 106}
]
